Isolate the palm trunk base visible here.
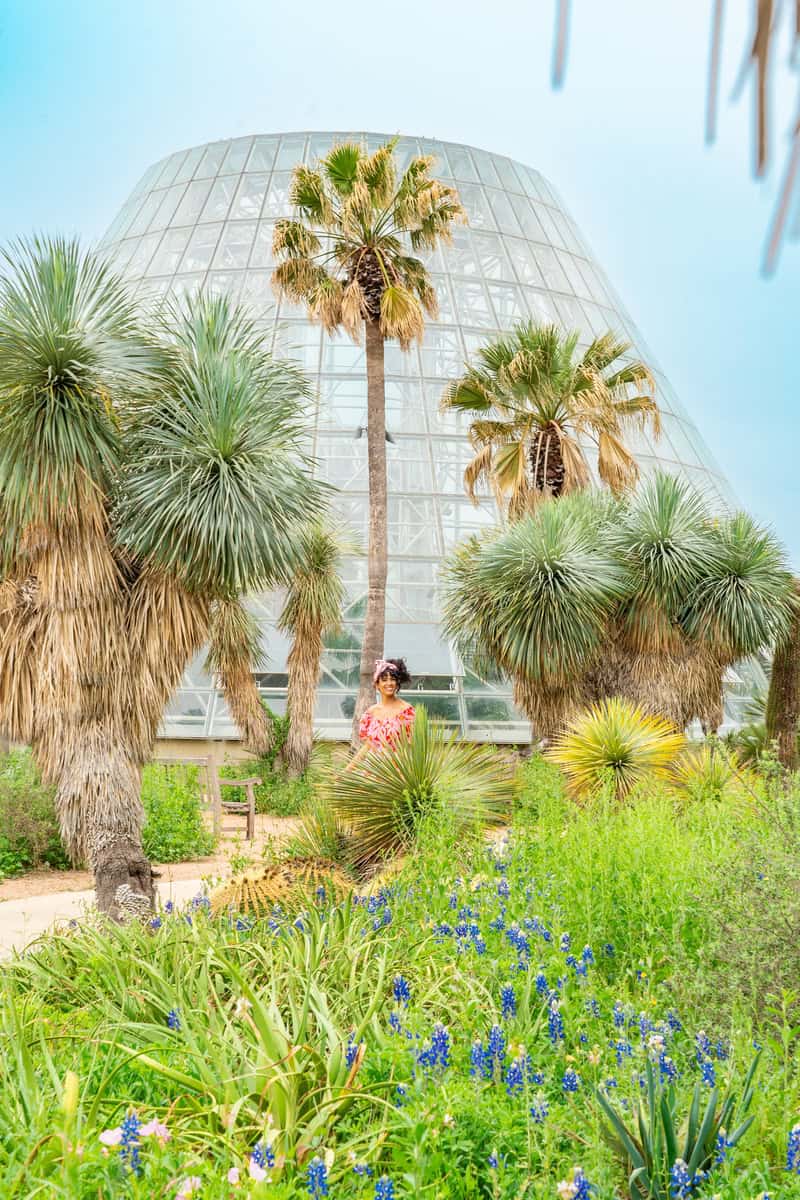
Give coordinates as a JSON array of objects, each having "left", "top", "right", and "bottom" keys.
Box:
[{"left": 93, "top": 836, "right": 156, "bottom": 921}]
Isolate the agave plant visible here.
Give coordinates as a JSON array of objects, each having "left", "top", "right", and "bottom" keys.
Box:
[
  {"left": 597, "top": 1054, "right": 759, "bottom": 1199},
  {"left": 547, "top": 697, "right": 685, "bottom": 801},
  {"left": 670, "top": 741, "right": 741, "bottom": 803},
  {"left": 325, "top": 706, "right": 511, "bottom": 869}
]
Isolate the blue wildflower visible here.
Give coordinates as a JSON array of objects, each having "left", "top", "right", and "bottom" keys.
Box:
[
  {"left": 669, "top": 1158, "right": 692, "bottom": 1198},
  {"left": 604, "top": 1076, "right": 618, "bottom": 1088},
  {"left": 394, "top": 1084, "right": 409, "bottom": 1107},
  {"left": 374, "top": 1176, "right": 394, "bottom": 1200},
  {"left": 612, "top": 1038, "right": 633, "bottom": 1066},
  {"left": 392, "top": 975, "right": 411, "bottom": 1006},
  {"left": 787, "top": 1122, "right": 800, "bottom": 1172},
  {"left": 166, "top": 1008, "right": 181, "bottom": 1031},
  {"left": 560, "top": 932, "right": 571, "bottom": 953},
  {"left": 659, "top": 1054, "right": 678, "bottom": 1084},
  {"left": 235, "top": 916, "right": 251, "bottom": 932},
  {"left": 698, "top": 1057, "right": 716, "bottom": 1087},
  {"left": 548, "top": 1000, "right": 565, "bottom": 1044},
  {"left": 501, "top": 984, "right": 516, "bottom": 1019},
  {"left": 120, "top": 1111, "right": 141, "bottom": 1175},
  {"left": 353, "top": 1161, "right": 373, "bottom": 1177},
  {"left": 346, "top": 1032, "right": 363, "bottom": 1067},
  {"left": 666, "top": 1009, "right": 682, "bottom": 1031},
  {"left": 431, "top": 1023, "right": 451, "bottom": 1068},
  {"left": 715, "top": 1038, "right": 729, "bottom": 1061},
  {"left": 164, "top": 900, "right": 174, "bottom": 915},
  {"left": 191, "top": 894, "right": 210, "bottom": 911},
  {"left": 529, "top": 1096, "right": 548, "bottom": 1123},
  {"left": 613, "top": 1002, "right": 625, "bottom": 1028},
  {"left": 470, "top": 1039, "right": 486, "bottom": 1079},
  {"left": 307, "top": 1156, "right": 329, "bottom": 1196},
  {"left": 562, "top": 1068, "right": 581, "bottom": 1092},
  {"left": 581, "top": 945, "right": 595, "bottom": 964},
  {"left": 504, "top": 1053, "right": 527, "bottom": 1096},
  {"left": 585, "top": 998, "right": 601, "bottom": 1018},
  {"left": 252, "top": 1140, "right": 276, "bottom": 1169},
  {"left": 535, "top": 969, "right": 548, "bottom": 995},
  {"left": 603, "top": 942, "right": 615, "bottom": 957},
  {"left": 695, "top": 1030, "right": 711, "bottom": 1057},
  {"left": 487, "top": 1151, "right": 501, "bottom": 1169},
  {"left": 149, "top": 916, "right": 162, "bottom": 930},
  {"left": 388, "top": 1011, "right": 402, "bottom": 1035},
  {"left": 715, "top": 1129, "right": 732, "bottom": 1165},
  {"left": 473, "top": 935, "right": 487, "bottom": 955},
  {"left": 488, "top": 914, "right": 505, "bottom": 932},
  {"left": 570, "top": 1167, "right": 593, "bottom": 1199},
  {"left": 497, "top": 878, "right": 510, "bottom": 898}
]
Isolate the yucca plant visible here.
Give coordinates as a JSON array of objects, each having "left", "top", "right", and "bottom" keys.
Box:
[
  {"left": 765, "top": 577, "right": 800, "bottom": 768},
  {"left": 206, "top": 596, "right": 273, "bottom": 756},
  {"left": 0, "top": 239, "right": 323, "bottom": 915},
  {"left": 670, "top": 740, "right": 741, "bottom": 804},
  {"left": 271, "top": 138, "right": 465, "bottom": 741},
  {"left": 597, "top": 1054, "right": 759, "bottom": 1199},
  {"left": 546, "top": 697, "right": 685, "bottom": 800},
  {"left": 441, "top": 321, "right": 659, "bottom": 518},
  {"left": 325, "top": 706, "right": 511, "bottom": 869},
  {"left": 278, "top": 521, "right": 350, "bottom": 776}
]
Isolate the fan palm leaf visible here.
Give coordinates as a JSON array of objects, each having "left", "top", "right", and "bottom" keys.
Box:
[{"left": 441, "top": 321, "right": 658, "bottom": 517}]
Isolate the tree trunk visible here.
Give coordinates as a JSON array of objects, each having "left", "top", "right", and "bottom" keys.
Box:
[
  {"left": 57, "top": 725, "right": 155, "bottom": 920},
  {"left": 281, "top": 621, "right": 322, "bottom": 777},
  {"left": 766, "top": 578, "right": 800, "bottom": 769},
  {"left": 351, "top": 318, "right": 388, "bottom": 746}
]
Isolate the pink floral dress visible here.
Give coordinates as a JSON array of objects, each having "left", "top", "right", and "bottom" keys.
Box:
[{"left": 358, "top": 704, "right": 415, "bottom": 751}]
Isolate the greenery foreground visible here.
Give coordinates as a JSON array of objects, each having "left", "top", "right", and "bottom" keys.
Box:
[{"left": 4, "top": 754, "right": 800, "bottom": 1199}]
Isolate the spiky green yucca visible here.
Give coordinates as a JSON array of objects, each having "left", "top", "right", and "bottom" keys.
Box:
[
  {"left": 547, "top": 698, "right": 686, "bottom": 800},
  {"left": 271, "top": 138, "right": 466, "bottom": 743},
  {"left": 210, "top": 857, "right": 354, "bottom": 918},
  {"left": 441, "top": 321, "right": 658, "bottom": 518},
  {"left": 326, "top": 706, "right": 511, "bottom": 869}
]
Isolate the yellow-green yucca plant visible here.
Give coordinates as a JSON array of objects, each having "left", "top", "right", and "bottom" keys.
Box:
[
  {"left": 547, "top": 697, "right": 686, "bottom": 801},
  {"left": 271, "top": 139, "right": 466, "bottom": 742},
  {"left": 669, "top": 740, "right": 743, "bottom": 805},
  {"left": 325, "top": 706, "right": 511, "bottom": 870}
]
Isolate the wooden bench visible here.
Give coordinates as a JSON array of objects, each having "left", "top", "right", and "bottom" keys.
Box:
[{"left": 217, "top": 777, "right": 261, "bottom": 841}]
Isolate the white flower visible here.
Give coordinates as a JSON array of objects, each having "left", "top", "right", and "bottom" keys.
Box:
[
  {"left": 233, "top": 996, "right": 252, "bottom": 1018},
  {"left": 442, "top": 1112, "right": 455, "bottom": 1127},
  {"left": 176, "top": 1178, "right": 202, "bottom": 1199},
  {"left": 556, "top": 1182, "right": 577, "bottom": 1200},
  {"left": 140, "top": 1119, "right": 170, "bottom": 1143},
  {"left": 227, "top": 1166, "right": 240, "bottom": 1185},
  {"left": 248, "top": 1159, "right": 268, "bottom": 1182}
]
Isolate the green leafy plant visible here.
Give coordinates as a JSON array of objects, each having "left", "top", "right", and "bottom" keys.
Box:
[
  {"left": 547, "top": 697, "right": 686, "bottom": 800},
  {"left": 0, "top": 748, "right": 70, "bottom": 876},
  {"left": 326, "top": 706, "right": 512, "bottom": 869},
  {"left": 141, "top": 764, "right": 216, "bottom": 863},
  {"left": 597, "top": 1054, "right": 759, "bottom": 1199}
]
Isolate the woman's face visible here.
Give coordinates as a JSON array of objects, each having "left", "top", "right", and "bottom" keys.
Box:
[{"left": 377, "top": 671, "right": 399, "bottom": 700}]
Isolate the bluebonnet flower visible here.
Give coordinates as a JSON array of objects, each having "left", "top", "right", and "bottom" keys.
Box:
[
  {"left": 487, "top": 1151, "right": 503, "bottom": 1169},
  {"left": 787, "top": 1122, "right": 800, "bottom": 1172},
  {"left": 294, "top": 917, "right": 306, "bottom": 932},
  {"left": 352, "top": 1160, "right": 373, "bottom": 1177},
  {"left": 571, "top": 1168, "right": 593, "bottom": 1199},
  {"left": 394, "top": 1084, "right": 409, "bottom": 1107},
  {"left": 581, "top": 945, "right": 595, "bottom": 965},
  {"left": 548, "top": 1000, "right": 565, "bottom": 1044},
  {"left": 603, "top": 942, "right": 615, "bottom": 957},
  {"left": 638, "top": 1012, "right": 654, "bottom": 1039},
  {"left": 659, "top": 1054, "right": 678, "bottom": 1084},
  {"left": 252, "top": 1140, "right": 276, "bottom": 1170},
  {"left": 164, "top": 900, "right": 174, "bottom": 915},
  {"left": 604, "top": 1076, "right": 618, "bottom": 1088},
  {"left": 473, "top": 935, "right": 487, "bottom": 955},
  {"left": 541, "top": 926, "right": 553, "bottom": 943},
  {"left": 431, "top": 1023, "right": 451, "bottom": 1068},
  {"left": 191, "top": 894, "right": 210, "bottom": 912},
  {"left": 393, "top": 975, "right": 411, "bottom": 1006},
  {"left": 486, "top": 1024, "right": 506, "bottom": 1075},
  {"left": 504, "top": 1053, "right": 527, "bottom": 1096},
  {"left": 470, "top": 1039, "right": 486, "bottom": 1079},
  {"left": 535, "top": 969, "right": 548, "bottom": 995},
  {"left": 715, "top": 1129, "right": 732, "bottom": 1164},
  {"left": 529, "top": 1067, "right": 544, "bottom": 1085},
  {"left": 449, "top": 892, "right": 458, "bottom": 909},
  {"left": 560, "top": 932, "right": 571, "bottom": 953},
  {"left": 562, "top": 1068, "right": 581, "bottom": 1092},
  {"left": 433, "top": 921, "right": 453, "bottom": 941},
  {"left": 585, "top": 998, "right": 601, "bottom": 1018},
  {"left": 612, "top": 1038, "right": 633, "bottom": 1066},
  {"left": 698, "top": 1057, "right": 716, "bottom": 1087},
  {"left": 167, "top": 1008, "right": 181, "bottom": 1031},
  {"left": 374, "top": 1176, "right": 394, "bottom": 1199},
  {"left": 579, "top": 1033, "right": 588, "bottom": 1044},
  {"left": 149, "top": 916, "right": 162, "bottom": 930},
  {"left": 505, "top": 925, "right": 530, "bottom": 955},
  {"left": 695, "top": 1030, "right": 711, "bottom": 1057},
  {"left": 613, "top": 1002, "right": 625, "bottom": 1028},
  {"left": 388, "top": 1011, "right": 402, "bottom": 1035},
  {"left": 715, "top": 1038, "right": 730, "bottom": 1061},
  {"left": 565, "top": 954, "right": 578, "bottom": 969},
  {"left": 501, "top": 984, "right": 516, "bottom": 1019},
  {"left": 235, "top": 916, "right": 251, "bottom": 932},
  {"left": 529, "top": 1096, "right": 548, "bottom": 1123},
  {"left": 666, "top": 1010, "right": 682, "bottom": 1032},
  {"left": 489, "top": 914, "right": 505, "bottom": 932},
  {"left": 307, "top": 1156, "right": 329, "bottom": 1196},
  {"left": 346, "top": 1033, "right": 364, "bottom": 1067},
  {"left": 497, "top": 878, "right": 510, "bottom": 899},
  {"left": 669, "top": 1158, "right": 692, "bottom": 1198},
  {"left": 315, "top": 885, "right": 326, "bottom": 903},
  {"left": 382, "top": 906, "right": 392, "bottom": 926},
  {"left": 120, "top": 1111, "right": 142, "bottom": 1175}
]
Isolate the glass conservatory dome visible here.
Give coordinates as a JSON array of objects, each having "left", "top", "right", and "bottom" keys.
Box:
[{"left": 99, "top": 131, "right": 753, "bottom": 741}]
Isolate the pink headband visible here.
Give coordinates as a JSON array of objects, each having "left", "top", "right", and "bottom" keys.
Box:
[{"left": 373, "top": 659, "right": 395, "bottom": 685}]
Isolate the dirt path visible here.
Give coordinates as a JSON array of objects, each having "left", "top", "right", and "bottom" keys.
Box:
[{"left": 0, "top": 813, "right": 299, "bottom": 902}]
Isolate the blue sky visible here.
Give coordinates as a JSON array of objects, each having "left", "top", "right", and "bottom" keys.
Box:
[{"left": 1, "top": 0, "right": 798, "bottom": 565}]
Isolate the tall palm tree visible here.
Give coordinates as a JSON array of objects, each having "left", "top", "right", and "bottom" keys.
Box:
[
  {"left": 278, "top": 522, "right": 348, "bottom": 777},
  {"left": 271, "top": 138, "right": 465, "bottom": 741},
  {"left": 206, "top": 597, "right": 273, "bottom": 756},
  {"left": 441, "top": 322, "right": 659, "bottom": 519},
  {"left": 441, "top": 473, "right": 794, "bottom": 739},
  {"left": 0, "top": 239, "right": 323, "bottom": 915},
  {"left": 764, "top": 578, "right": 800, "bottom": 769}
]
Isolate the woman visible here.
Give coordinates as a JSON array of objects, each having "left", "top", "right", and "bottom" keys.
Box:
[{"left": 356, "top": 658, "right": 415, "bottom": 753}]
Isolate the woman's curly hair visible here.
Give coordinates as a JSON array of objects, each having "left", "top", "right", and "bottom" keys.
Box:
[{"left": 377, "top": 658, "right": 412, "bottom": 687}]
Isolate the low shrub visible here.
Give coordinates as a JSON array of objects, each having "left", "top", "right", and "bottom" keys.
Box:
[
  {"left": 141, "top": 764, "right": 216, "bottom": 863},
  {"left": 0, "top": 748, "right": 70, "bottom": 878},
  {"left": 219, "top": 704, "right": 315, "bottom": 816}
]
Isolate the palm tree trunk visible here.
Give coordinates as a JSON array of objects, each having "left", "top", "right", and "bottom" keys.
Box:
[
  {"left": 282, "top": 620, "right": 322, "bottom": 777},
  {"left": 218, "top": 664, "right": 273, "bottom": 757},
  {"left": 351, "top": 317, "right": 388, "bottom": 745},
  {"left": 766, "top": 578, "right": 800, "bottom": 769}
]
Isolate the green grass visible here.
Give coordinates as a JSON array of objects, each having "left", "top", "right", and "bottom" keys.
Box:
[{"left": 2, "top": 757, "right": 800, "bottom": 1197}]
